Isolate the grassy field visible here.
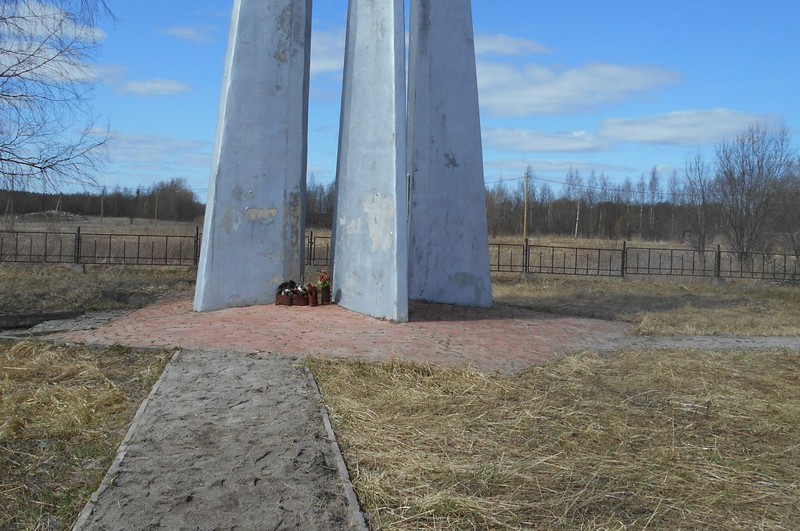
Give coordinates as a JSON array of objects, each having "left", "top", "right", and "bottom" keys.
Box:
[
  {"left": 309, "top": 350, "right": 800, "bottom": 529},
  {"left": 0, "top": 265, "right": 196, "bottom": 315},
  {"left": 0, "top": 341, "right": 172, "bottom": 530},
  {"left": 494, "top": 275, "right": 800, "bottom": 336}
]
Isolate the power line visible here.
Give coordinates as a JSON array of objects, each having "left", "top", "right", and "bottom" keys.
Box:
[{"left": 486, "top": 171, "right": 695, "bottom": 200}]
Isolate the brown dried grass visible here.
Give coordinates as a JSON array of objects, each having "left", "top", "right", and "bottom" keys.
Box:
[
  {"left": 0, "top": 341, "right": 171, "bottom": 530},
  {"left": 309, "top": 350, "right": 800, "bottom": 529},
  {"left": 0, "top": 265, "right": 196, "bottom": 314},
  {"left": 493, "top": 275, "right": 800, "bottom": 336}
]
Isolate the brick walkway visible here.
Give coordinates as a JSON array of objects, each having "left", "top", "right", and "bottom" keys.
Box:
[{"left": 56, "top": 296, "right": 632, "bottom": 374}]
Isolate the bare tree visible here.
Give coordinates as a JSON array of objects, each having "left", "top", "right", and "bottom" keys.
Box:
[
  {"left": 0, "top": 0, "right": 111, "bottom": 203},
  {"left": 684, "top": 152, "right": 715, "bottom": 254},
  {"left": 777, "top": 159, "right": 800, "bottom": 259},
  {"left": 668, "top": 169, "right": 681, "bottom": 240},
  {"left": 714, "top": 124, "right": 795, "bottom": 260},
  {"left": 647, "top": 166, "right": 659, "bottom": 239}
]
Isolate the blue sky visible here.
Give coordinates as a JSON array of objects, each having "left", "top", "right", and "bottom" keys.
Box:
[{"left": 90, "top": 1, "right": 799, "bottom": 202}]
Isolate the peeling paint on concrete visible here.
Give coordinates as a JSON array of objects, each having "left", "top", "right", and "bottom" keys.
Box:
[
  {"left": 194, "top": 0, "right": 311, "bottom": 312},
  {"left": 244, "top": 207, "right": 278, "bottom": 223},
  {"left": 332, "top": 0, "right": 408, "bottom": 322},
  {"left": 363, "top": 193, "right": 395, "bottom": 253}
]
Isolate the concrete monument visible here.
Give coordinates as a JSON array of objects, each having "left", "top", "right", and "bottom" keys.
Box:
[
  {"left": 331, "top": 0, "right": 409, "bottom": 322},
  {"left": 196, "top": 0, "right": 491, "bottom": 321},
  {"left": 407, "top": 0, "right": 492, "bottom": 308},
  {"left": 194, "top": 0, "right": 312, "bottom": 312}
]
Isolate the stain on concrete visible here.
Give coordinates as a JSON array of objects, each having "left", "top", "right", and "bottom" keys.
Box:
[
  {"left": 222, "top": 204, "right": 243, "bottom": 234},
  {"left": 244, "top": 207, "right": 278, "bottom": 223},
  {"left": 444, "top": 152, "right": 459, "bottom": 168},
  {"left": 363, "top": 192, "right": 395, "bottom": 253}
]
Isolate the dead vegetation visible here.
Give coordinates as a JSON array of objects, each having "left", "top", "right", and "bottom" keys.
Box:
[
  {"left": 0, "top": 341, "right": 172, "bottom": 530},
  {"left": 0, "top": 265, "right": 196, "bottom": 315},
  {"left": 493, "top": 275, "right": 800, "bottom": 336},
  {"left": 309, "top": 350, "right": 800, "bottom": 529}
]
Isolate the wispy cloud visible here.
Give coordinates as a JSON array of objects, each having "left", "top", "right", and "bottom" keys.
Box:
[
  {"left": 311, "top": 29, "right": 345, "bottom": 76},
  {"left": 478, "top": 62, "right": 680, "bottom": 117},
  {"left": 100, "top": 131, "right": 212, "bottom": 194},
  {"left": 116, "top": 79, "right": 191, "bottom": 97},
  {"left": 108, "top": 131, "right": 212, "bottom": 170},
  {"left": 162, "top": 26, "right": 214, "bottom": 44},
  {"left": 475, "top": 34, "right": 550, "bottom": 56},
  {"left": 484, "top": 128, "right": 611, "bottom": 153},
  {"left": 600, "top": 109, "right": 778, "bottom": 145}
]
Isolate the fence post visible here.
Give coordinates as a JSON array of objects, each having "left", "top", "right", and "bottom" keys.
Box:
[
  {"left": 75, "top": 227, "right": 81, "bottom": 264},
  {"left": 524, "top": 238, "right": 529, "bottom": 273},
  {"left": 620, "top": 240, "right": 627, "bottom": 277},
  {"left": 715, "top": 245, "right": 722, "bottom": 279},
  {"left": 307, "top": 231, "right": 314, "bottom": 267},
  {"left": 194, "top": 226, "right": 200, "bottom": 266}
]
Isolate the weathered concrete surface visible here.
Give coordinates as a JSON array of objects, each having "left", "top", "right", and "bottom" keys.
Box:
[
  {"left": 194, "top": 0, "right": 312, "bottom": 312},
  {"left": 333, "top": 0, "right": 409, "bottom": 322},
  {"left": 72, "top": 350, "right": 360, "bottom": 530},
  {"left": 407, "top": 0, "right": 492, "bottom": 308}
]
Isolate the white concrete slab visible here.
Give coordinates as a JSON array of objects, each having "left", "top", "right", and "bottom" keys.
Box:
[
  {"left": 407, "top": 0, "right": 492, "bottom": 307},
  {"left": 332, "top": 0, "right": 409, "bottom": 322},
  {"left": 194, "top": 0, "right": 312, "bottom": 312}
]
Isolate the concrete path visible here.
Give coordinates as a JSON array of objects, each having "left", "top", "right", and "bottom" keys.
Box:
[{"left": 73, "top": 349, "right": 365, "bottom": 531}]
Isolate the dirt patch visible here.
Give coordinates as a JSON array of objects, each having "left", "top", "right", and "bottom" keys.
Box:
[{"left": 74, "top": 349, "right": 358, "bottom": 530}]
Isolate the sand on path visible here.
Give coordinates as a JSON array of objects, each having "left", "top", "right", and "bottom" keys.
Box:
[{"left": 73, "top": 349, "right": 362, "bottom": 531}]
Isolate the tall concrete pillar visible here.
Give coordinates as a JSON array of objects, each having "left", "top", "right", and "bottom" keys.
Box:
[
  {"left": 194, "top": 0, "right": 312, "bottom": 312},
  {"left": 407, "top": 0, "right": 492, "bottom": 308},
  {"left": 332, "top": 0, "right": 409, "bottom": 322}
]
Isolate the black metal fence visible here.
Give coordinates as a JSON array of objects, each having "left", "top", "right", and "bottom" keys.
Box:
[
  {"left": 0, "top": 228, "right": 201, "bottom": 266},
  {"left": 491, "top": 240, "right": 799, "bottom": 282},
  {"left": 3, "top": 228, "right": 799, "bottom": 283}
]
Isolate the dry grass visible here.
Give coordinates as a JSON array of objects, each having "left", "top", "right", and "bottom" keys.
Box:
[
  {"left": 493, "top": 275, "right": 800, "bottom": 336},
  {"left": 5, "top": 216, "right": 201, "bottom": 236},
  {"left": 0, "top": 265, "right": 196, "bottom": 315},
  {"left": 0, "top": 341, "right": 171, "bottom": 530},
  {"left": 309, "top": 350, "right": 800, "bottom": 530}
]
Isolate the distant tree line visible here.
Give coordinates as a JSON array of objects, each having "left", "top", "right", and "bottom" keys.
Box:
[
  {"left": 0, "top": 178, "right": 204, "bottom": 223},
  {"left": 487, "top": 125, "right": 799, "bottom": 261}
]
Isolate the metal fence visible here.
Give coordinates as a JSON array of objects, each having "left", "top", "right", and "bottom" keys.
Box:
[
  {"left": 0, "top": 228, "right": 200, "bottom": 266},
  {"left": 491, "top": 240, "right": 799, "bottom": 282},
  {"left": 3, "top": 228, "right": 799, "bottom": 283}
]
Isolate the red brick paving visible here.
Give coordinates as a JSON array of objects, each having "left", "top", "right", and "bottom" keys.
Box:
[{"left": 56, "top": 296, "right": 632, "bottom": 374}]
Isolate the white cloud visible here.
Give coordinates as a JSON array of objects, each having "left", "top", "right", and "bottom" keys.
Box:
[
  {"left": 162, "top": 26, "right": 214, "bottom": 44},
  {"left": 474, "top": 34, "right": 550, "bottom": 56},
  {"left": 478, "top": 62, "right": 680, "bottom": 117},
  {"left": 3, "top": 1, "right": 107, "bottom": 42},
  {"left": 600, "top": 109, "right": 779, "bottom": 145},
  {"left": 483, "top": 127, "right": 611, "bottom": 153},
  {"left": 117, "top": 79, "right": 191, "bottom": 97},
  {"left": 311, "top": 29, "right": 345, "bottom": 76}
]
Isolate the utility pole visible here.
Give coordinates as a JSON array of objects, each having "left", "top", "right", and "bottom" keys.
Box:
[
  {"left": 100, "top": 186, "right": 105, "bottom": 223},
  {"left": 523, "top": 168, "right": 529, "bottom": 244}
]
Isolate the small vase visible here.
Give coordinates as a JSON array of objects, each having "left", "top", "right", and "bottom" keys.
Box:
[
  {"left": 320, "top": 286, "right": 331, "bottom": 305},
  {"left": 307, "top": 284, "right": 318, "bottom": 307}
]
